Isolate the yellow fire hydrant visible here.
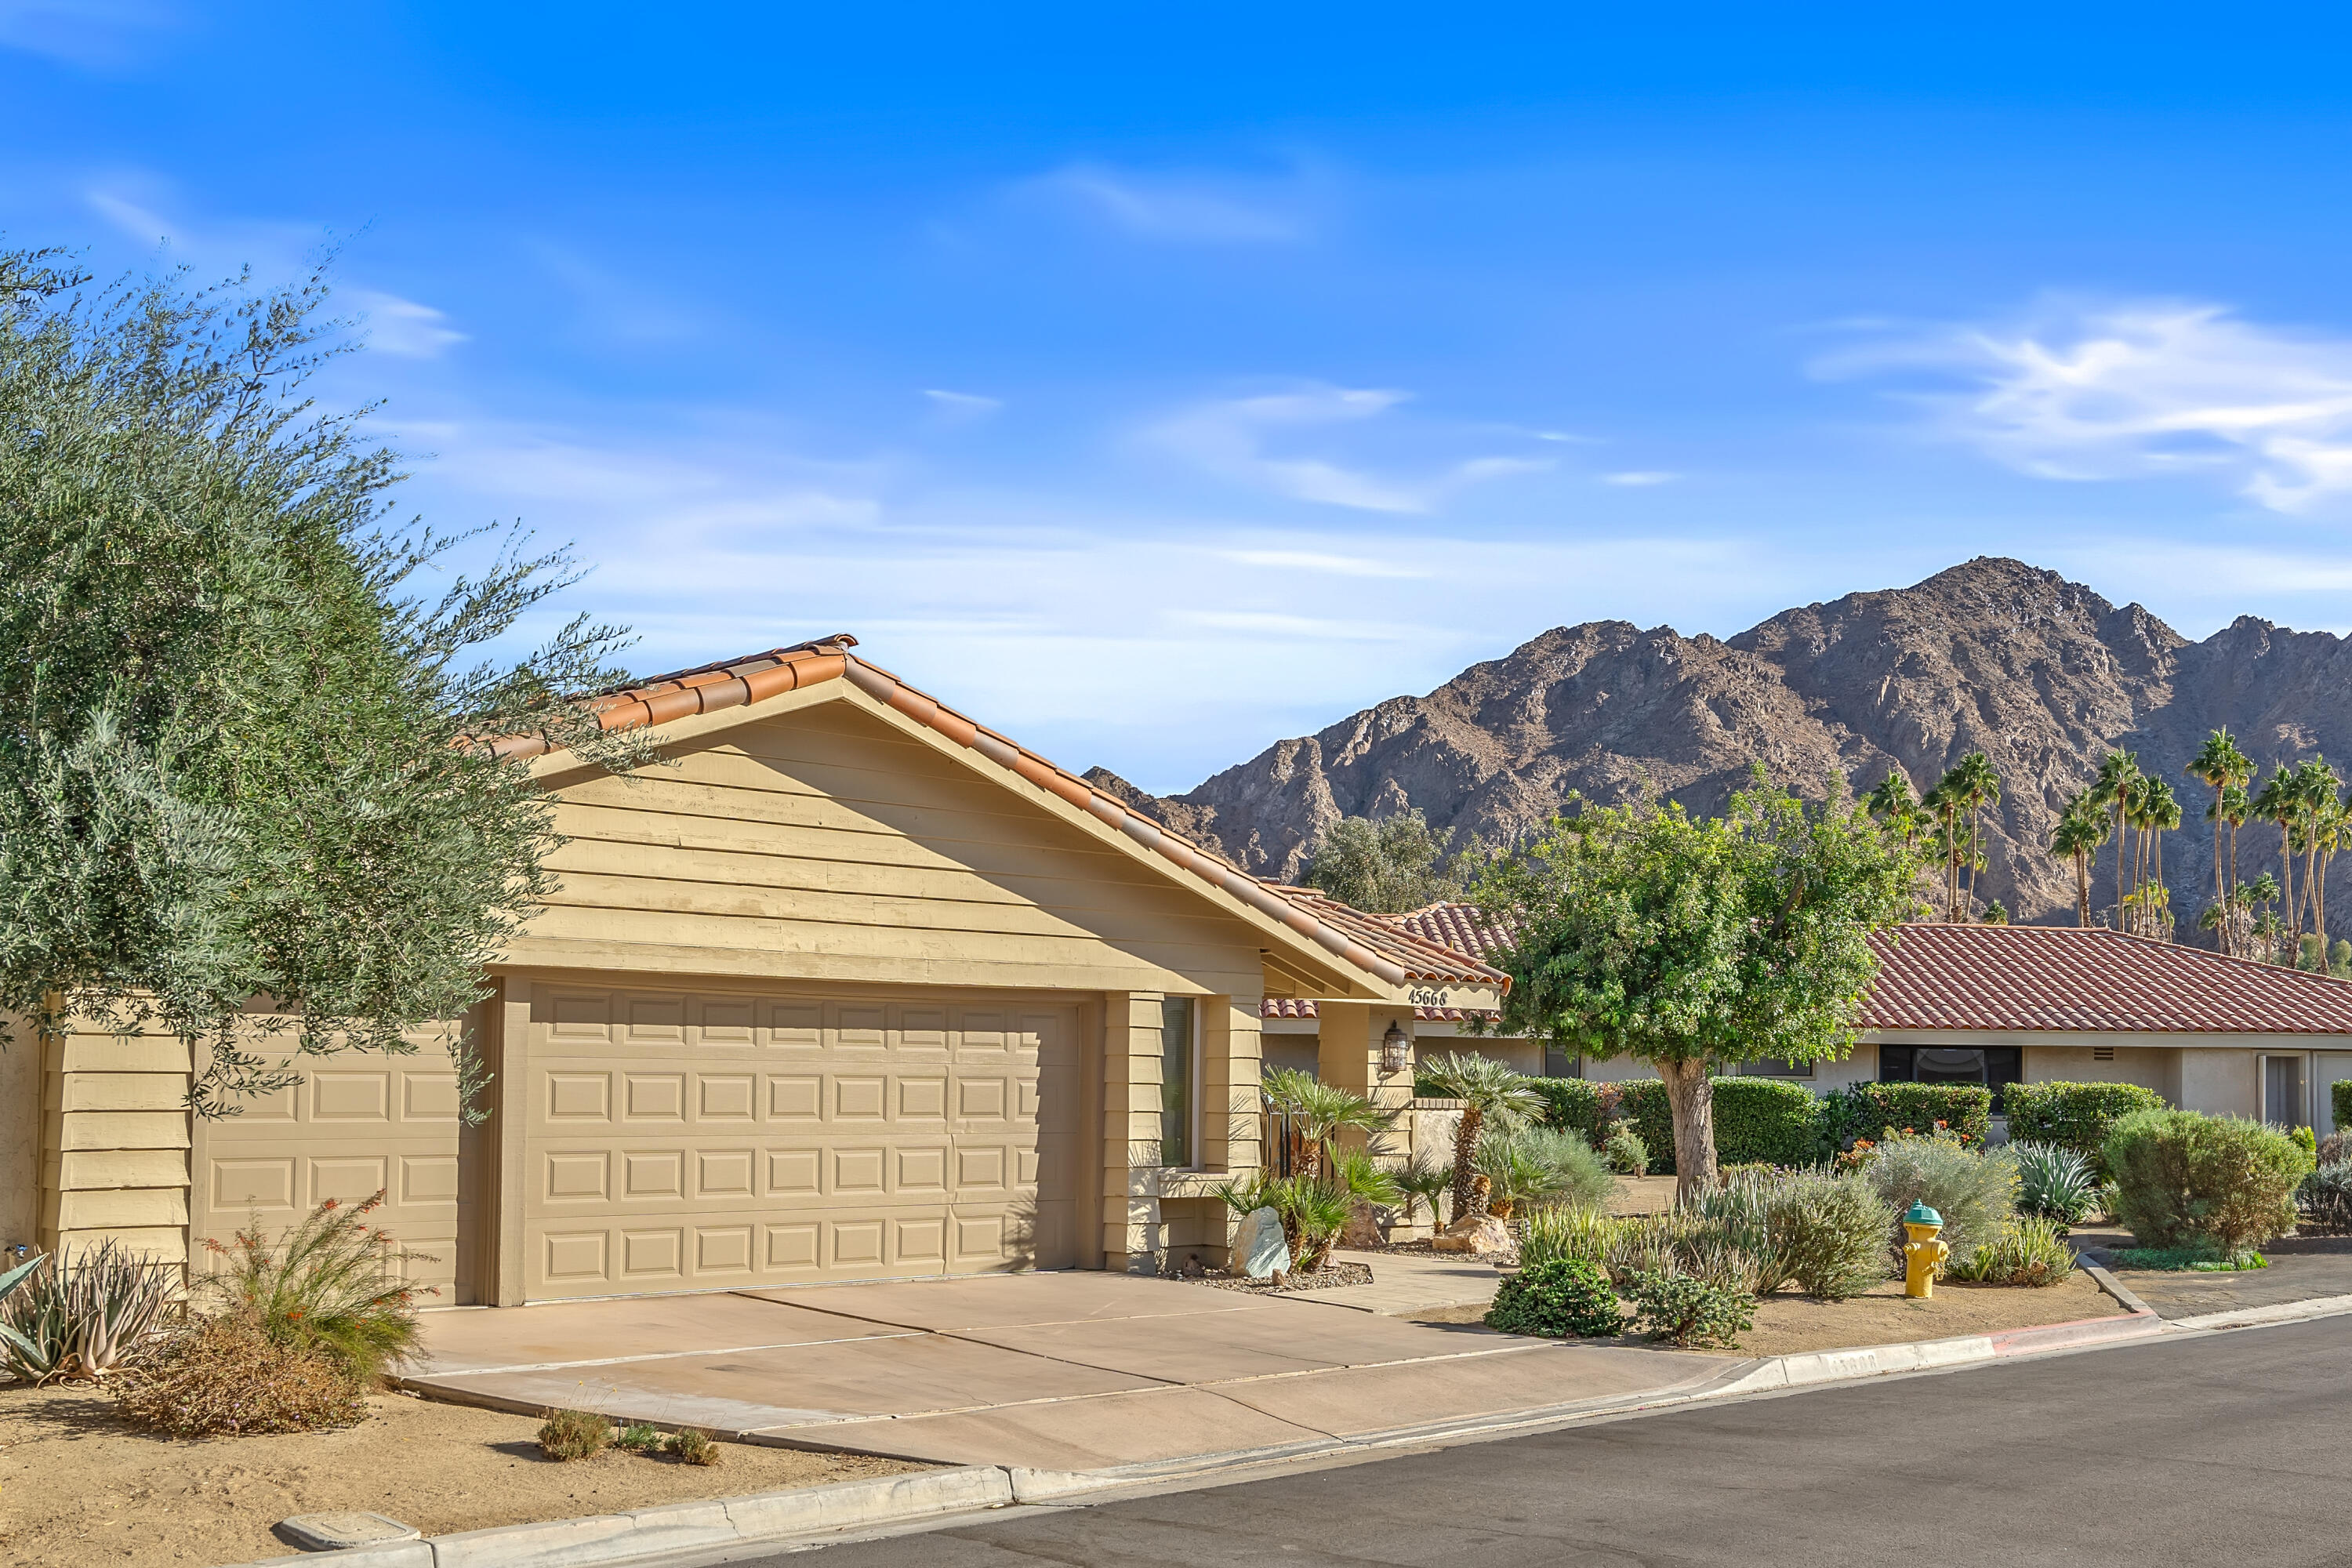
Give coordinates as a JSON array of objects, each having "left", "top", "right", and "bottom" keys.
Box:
[{"left": 1903, "top": 1201, "right": 1948, "bottom": 1299}]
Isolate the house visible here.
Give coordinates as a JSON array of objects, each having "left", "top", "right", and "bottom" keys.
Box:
[
  {"left": 1264, "top": 911, "right": 2352, "bottom": 1137},
  {"left": 0, "top": 637, "right": 1504, "bottom": 1301}
]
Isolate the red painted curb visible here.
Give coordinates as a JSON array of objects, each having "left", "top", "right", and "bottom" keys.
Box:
[{"left": 1988, "top": 1310, "right": 2165, "bottom": 1356}]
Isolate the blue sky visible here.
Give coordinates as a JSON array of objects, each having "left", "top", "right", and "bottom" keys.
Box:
[{"left": 11, "top": 5, "right": 2352, "bottom": 789}]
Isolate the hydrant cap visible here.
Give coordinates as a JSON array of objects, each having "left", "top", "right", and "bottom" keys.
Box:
[{"left": 1904, "top": 1200, "right": 1943, "bottom": 1227}]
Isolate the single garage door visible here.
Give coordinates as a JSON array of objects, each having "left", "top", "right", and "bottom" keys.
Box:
[{"left": 522, "top": 982, "right": 1082, "bottom": 1300}]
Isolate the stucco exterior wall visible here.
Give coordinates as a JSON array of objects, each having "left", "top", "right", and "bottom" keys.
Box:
[
  {"left": 0, "top": 1014, "right": 42, "bottom": 1255},
  {"left": 2179, "top": 1048, "right": 2261, "bottom": 1119},
  {"left": 2023, "top": 1045, "right": 2181, "bottom": 1102}
]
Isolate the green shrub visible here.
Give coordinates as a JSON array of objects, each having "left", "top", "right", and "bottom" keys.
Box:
[
  {"left": 1519, "top": 1206, "right": 1617, "bottom": 1270},
  {"left": 1213, "top": 1171, "right": 1356, "bottom": 1271},
  {"left": 1615, "top": 1080, "right": 1676, "bottom": 1174},
  {"left": 2299, "top": 1163, "right": 2352, "bottom": 1233},
  {"left": 1603, "top": 1211, "right": 1771, "bottom": 1296},
  {"left": 1475, "top": 1126, "right": 1613, "bottom": 1214},
  {"left": 2012, "top": 1142, "right": 2099, "bottom": 1227},
  {"left": 2336, "top": 1080, "right": 2352, "bottom": 1133},
  {"left": 1948, "top": 1215, "right": 2077, "bottom": 1287},
  {"left": 2292, "top": 1125, "right": 2319, "bottom": 1160},
  {"left": 2003, "top": 1081, "right": 2167, "bottom": 1177},
  {"left": 538, "top": 1407, "right": 611, "bottom": 1461},
  {"left": 1624, "top": 1269, "right": 1754, "bottom": 1348},
  {"left": 1824, "top": 1082, "right": 1994, "bottom": 1150},
  {"left": 2104, "top": 1109, "right": 2310, "bottom": 1256},
  {"left": 1602, "top": 1124, "right": 1650, "bottom": 1176},
  {"left": 665, "top": 1428, "right": 722, "bottom": 1465},
  {"left": 1855, "top": 1131, "right": 2017, "bottom": 1265},
  {"left": 2111, "top": 1243, "right": 2267, "bottom": 1271},
  {"left": 1768, "top": 1171, "right": 1893, "bottom": 1300},
  {"left": 1485, "top": 1258, "right": 1624, "bottom": 1338},
  {"left": 1519, "top": 1078, "right": 1608, "bottom": 1143},
  {"left": 114, "top": 1311, "right": 365, "bottom": 1437},
  {"left": 617, "top": 1422, "right": 663, "bottom": 1452},
  {"left": 201, "top": 1192, "right": 431, "bottom": 1385}
]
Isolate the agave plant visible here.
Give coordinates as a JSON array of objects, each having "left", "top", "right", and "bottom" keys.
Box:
[
  {"left": 2013, "top": 1142, "right": 2098, "bottom": 1229},
  {"left": 0, "top": 1241, "right": 176, "bottom": 1385}
]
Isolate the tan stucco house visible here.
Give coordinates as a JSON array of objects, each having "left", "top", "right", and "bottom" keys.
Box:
[
  {"left": 0, "top": 637, "right": 1504, "bottom": 1303},
  {"left": 1265, "top": 913, "right": 2352, "bottom": 1138}
]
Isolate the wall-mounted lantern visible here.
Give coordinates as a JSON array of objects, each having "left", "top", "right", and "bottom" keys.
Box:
[{"left": 1381, "top": 1020, "right": 1411, "bottom": 1076}]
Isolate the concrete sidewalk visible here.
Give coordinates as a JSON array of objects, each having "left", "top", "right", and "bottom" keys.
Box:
[
  {"left": 403, "top": 1272, "right": 1721, "bottom": 1471},
  {"left": 1307, "top": 1248, "right": 1504, "bottom": 1316}
]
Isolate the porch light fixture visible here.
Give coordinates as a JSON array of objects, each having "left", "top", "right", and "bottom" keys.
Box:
[{"left": 1381, "top": 1020, "right": 1410, "bottom": 1076}]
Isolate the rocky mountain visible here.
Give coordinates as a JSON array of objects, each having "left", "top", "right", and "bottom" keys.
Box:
[{"left": 1085, "top": 558, "right": 2352, "bottom": 937}]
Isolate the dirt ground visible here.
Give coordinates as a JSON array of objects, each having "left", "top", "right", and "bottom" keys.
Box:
[
  {"left": 1606, "top": 1176, "right": 1681, "bottom": 1215},
  {"left": 1410, "top": 1269, "right": 2120, "bottom": 1356},
  {"left": 0, "top": 1385, "right": 922, "bottom": 1568}
]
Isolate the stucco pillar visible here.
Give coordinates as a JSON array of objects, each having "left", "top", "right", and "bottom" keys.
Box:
[{"left": 1316, "top": 1001, "right": 1421, "bottom": 1236}]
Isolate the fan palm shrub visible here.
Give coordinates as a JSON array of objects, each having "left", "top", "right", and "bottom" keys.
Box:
[
  {"left": 1475, "top": 1125, "right": 1613, "bottom": 1217},
  {"left": 1260, "top": 1067, "right": 1395, "bottom": 1177},
  {"left": 1394, "top": 1152, "right": 1455, "bottom": 1230},
  {"left": 1418, "top": 1051, "right": 1543, "bottom": 1222}
]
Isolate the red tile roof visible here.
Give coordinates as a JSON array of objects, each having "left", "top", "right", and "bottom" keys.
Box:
[
  {"left": 495, "top": 637, "right": 1506, "bottom": 996},
  {"left": 1310, "top": 903, "right": 2352, "bottom": 1036},
  {"left": 1260, "top": 997, "right": 1492, "bottom": 1023},
  {"left": 1860, "top": 923, "right": 2352, "bottom": 1035}
]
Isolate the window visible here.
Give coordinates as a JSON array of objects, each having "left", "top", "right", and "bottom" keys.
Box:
[
  {"left": 2262, "top": 1054, "right": 2307, "bottom": 1130},
  {"left": 1543, "top": 1047, "right": 1584, "bottom": 1080},
  {"left": 1878, "top": 1044, "right": 2024, "bottom": 1113},
  {"left": 1744, "top": 1057, "right": 1816, "bottom": 1079},
  {"left": 1160, "top": 996, "right": 1196, "bottom": 1167}
]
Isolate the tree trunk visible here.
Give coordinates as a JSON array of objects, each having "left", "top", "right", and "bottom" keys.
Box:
[
  {"left": 1659, "top": 1058, "right": 1717, "bottom": 1208},
  {"left": 2074, "top": 850, "right": 2089, "bottom": 926},
  {"left": 2213, "top": 798, "right": 2227, "bottom": 951},
  {"left": 1449, "top": 1105, "right": 1484, "bottom": 1225}
]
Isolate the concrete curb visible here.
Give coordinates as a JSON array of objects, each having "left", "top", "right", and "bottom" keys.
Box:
[
  {"left": 2169, "top": 1290, "right": 2352, "bottom": 1333},
  {"left": 237, "top": 1467, "right": 1015, "bottom": 1567}
]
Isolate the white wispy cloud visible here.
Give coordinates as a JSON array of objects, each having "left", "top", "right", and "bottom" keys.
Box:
[
  {"left": 1824, "top": 301, "right": 2352, "bottom": 514},
  {"left": 1145, "top": 384, "right": 1548, "bottom": 514},
  {"left": 1220, "top": 548, "right": 1428, "bottom": 579},
  {"left": 923, "top": 388, "right": 1004, "bottom": 423},
  {"left": 1603, "top": 470, "right": 1678, "bottom": 487},
  {"left": 1019, "top": 162, "right": 1317, "bottom": 244},
  {"left": 349, "top": 290, "right": 467, "bottom": 358}
]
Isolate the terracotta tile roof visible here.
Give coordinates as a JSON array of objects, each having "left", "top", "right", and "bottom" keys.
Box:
[
  {"left": 1860, "top": 923, "right": 2352, "bottom": 1035},
  {"left": 494, "top": 636, "right": 1509, "bottom": 999},
  {"left": 1260, "top": 996, "right": 1492, "bottom": 1023},
  {"left": 1396, "top": 901, "right": 1511, "bottom": 960}
]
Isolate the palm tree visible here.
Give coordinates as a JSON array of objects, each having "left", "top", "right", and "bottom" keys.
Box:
[
  {"left": 2188, "top": 729, "right": 2253, "bottom": 951},
  {"left": 1259, "top": 1066, "right": 1395, "bottom": 1178},
  {"left": 2252, "top": 768, "right": 2296, "bottom": 947},
  {"left": 1864, "top": 771, "right": 1920, "bottom": 848},
  {"left": 1920, "top": 777, "right": 1961, "bottom": 920},
  {"left": 1416, "top": 1051, "right": 1542, "bottom": 1224},
  {"left": 2209, "top": 782, "right": 2252, "bottom": 954},
  {"left": 2141, "top": 778, "right": 2181, "bottom": 938},
  {"left": 2051, "top": 799, "right": 2107, "bottom": 927},
  {"left": 1944, "top": 753, "right": 2002, "bottom": 919},
  {"left": 2088, "top": 750, "right": 2143, "bottom": 929}
]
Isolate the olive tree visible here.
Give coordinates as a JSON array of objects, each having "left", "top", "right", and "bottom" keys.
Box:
[
  {"left": 0, "top": 247, "right": 655, "bottom": 1114},
  {"left": 1474, "top": 774, "right": 1920, "bottom": 1203}
]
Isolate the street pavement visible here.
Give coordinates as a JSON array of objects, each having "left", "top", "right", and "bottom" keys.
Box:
[{"left": 764, "top": 1315, "right": 2352, "bottom": 1567}]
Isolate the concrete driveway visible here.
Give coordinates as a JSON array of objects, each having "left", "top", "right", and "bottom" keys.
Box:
[{"left": 404, "top": 1272, "right": 1722, "bottom": 1472}]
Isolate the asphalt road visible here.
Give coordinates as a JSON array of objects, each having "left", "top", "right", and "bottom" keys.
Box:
[{"left": 769, "top": 1316, "right": 2352, "bottom": 1567}]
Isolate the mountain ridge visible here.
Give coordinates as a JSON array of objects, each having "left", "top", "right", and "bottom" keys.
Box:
[{"left": 1083, "top": 557, "right": 2352, "bottom": 935}]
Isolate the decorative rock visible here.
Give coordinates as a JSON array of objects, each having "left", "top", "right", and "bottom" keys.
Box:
[
  {"left": 1429, "top": 1215, "right": 1514, "bottom": 1256},
  {"left": 1339, "top": 1200, "right": 1387, "bottom": 1250},
  {"left": 278, "top": 1513, "right": 421, "bottom": 1552},
  {"left": 1235, "top": 1205, "right": 1291, "bottom": 1279}
]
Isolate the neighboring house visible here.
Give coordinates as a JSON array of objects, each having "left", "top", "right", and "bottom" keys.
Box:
[
  {"left": 2, "top": 637, "right": 1503, "bottom": 1300},
  {"left": 1264, "top": 912, "right": 2352, "bottom": 1138}
]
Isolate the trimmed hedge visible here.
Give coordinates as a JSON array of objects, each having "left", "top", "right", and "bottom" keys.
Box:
[
  {"left": 2106, "top": 1109, "right": 2309, "bottom": 1255},
  {"left": 2336, "top": 1080, "right": 2352, "bottom": 1134},
  {"left": 1588, "top": 1077, "right": 1824, "bottom": 1175},
  {"left": 2003, "top": 1081, "right": 2169, "bottom": 1177},
  {"left": 1521, "top": 1078, "right": 1608, "bottom": 1144},
  {"left": 1823, "top": 1082, "right": 1994, "bottom": 1150}
]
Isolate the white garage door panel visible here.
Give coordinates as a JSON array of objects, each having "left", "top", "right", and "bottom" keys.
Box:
[{"left": 523, "top": 987, "right": 1080, "bottom": 1299}]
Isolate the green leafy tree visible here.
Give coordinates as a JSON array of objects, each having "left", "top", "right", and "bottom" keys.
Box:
[
  {"left": 1301, "top": 808, "right": 1461, "bottom": 913},
  {"left": 1475, "top": 775, "right": 1922, "bottom": 1203},
  {"left": 0, "top": 249, "right": 652, "bottom": 1114}
]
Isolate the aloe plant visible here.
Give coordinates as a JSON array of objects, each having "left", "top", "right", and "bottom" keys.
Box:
[
  {"left": 0, "top": 1242, "right": 176, "bottom": 1385},
  {"left": 0, "top": 1251, "right": 52, "bottom": 1381}
]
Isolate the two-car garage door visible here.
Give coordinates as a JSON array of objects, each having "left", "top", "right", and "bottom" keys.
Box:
[{"left": 522, "top": 983, "right": 1082, "bottom": 1300}]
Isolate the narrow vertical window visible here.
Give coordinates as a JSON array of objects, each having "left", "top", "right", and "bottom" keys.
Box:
[{"left": 1160, "top": 996, "right": 1194, "bottom": 1168}]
